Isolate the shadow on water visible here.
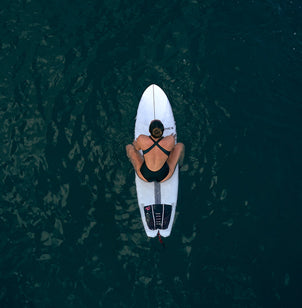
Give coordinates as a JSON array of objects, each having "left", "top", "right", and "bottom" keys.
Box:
[{"left": 1, "top": 0, "right": 302, "bottom": 307}]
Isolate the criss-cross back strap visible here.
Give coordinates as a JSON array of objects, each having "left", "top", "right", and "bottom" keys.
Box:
[{"left": 142, "top": 137, "right": 170, "bottom": 156}]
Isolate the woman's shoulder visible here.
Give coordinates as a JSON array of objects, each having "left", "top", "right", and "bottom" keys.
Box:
[
  {"left": 137, "top": 134, "right": 175, "bottom": 143},
  {"left": 163, "top": 134, "right": 175, "bottom": 143},
  {"left": 137, "top": 134, "right": 150, "bottom": 144},
  {"left": 161, "top": 135, "right": 175, "bottom": 150},
  {"left": 137, "top": 134, "right": 149, "bottom": 140}
]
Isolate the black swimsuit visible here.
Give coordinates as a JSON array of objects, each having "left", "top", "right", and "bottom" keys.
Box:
[{"left": 140, "top": 137, "right": 170, "bottom": 182}]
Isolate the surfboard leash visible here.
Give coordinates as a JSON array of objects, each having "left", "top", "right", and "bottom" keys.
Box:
[{"left": 157, "top": 231, "right": 165, "bottom": 248}]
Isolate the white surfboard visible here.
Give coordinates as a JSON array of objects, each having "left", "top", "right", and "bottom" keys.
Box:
[{"left": 135, "top": 84, "right": 179, "bottom": 237}]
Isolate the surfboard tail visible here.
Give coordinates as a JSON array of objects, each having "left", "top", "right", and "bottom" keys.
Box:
[{"left": 141, "top": 203, "right": 175, "bottom": 238}]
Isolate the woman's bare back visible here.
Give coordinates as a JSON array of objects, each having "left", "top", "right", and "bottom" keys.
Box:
[{"left": 136, "top": 135, "right": 175, "bottom": 171}]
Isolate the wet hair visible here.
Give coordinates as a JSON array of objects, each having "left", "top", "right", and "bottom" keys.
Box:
[{"left": 149, "top": 120, "right": 164, "bottom": 138}]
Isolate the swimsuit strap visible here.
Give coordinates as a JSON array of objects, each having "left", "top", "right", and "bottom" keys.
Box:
[
  {"left": 142, "top": 136, "right": 170, "bottom": 156},
  {"left": 150, "top": 136, "right": 171, "bottom": 156}
]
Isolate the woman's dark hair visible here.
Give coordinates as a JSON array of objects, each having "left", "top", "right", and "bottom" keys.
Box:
[{"left": 149, "top": 120, "right": 164, "bottom": 138}]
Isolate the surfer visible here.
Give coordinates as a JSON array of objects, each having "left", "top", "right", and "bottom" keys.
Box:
[{"left": 126, "top": 120, "right": 184, "bottom": 183}]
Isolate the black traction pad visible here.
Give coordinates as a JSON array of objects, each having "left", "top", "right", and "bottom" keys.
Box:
[{"left": 144, "top": 204, "right": 172, "bottom": 230}]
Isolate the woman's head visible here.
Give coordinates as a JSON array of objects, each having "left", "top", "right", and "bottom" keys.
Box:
[{"left": 149, "top": 120, "right": 164, "bottom": 138}]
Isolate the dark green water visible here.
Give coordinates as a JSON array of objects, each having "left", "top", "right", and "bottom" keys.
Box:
[{"left": 1, "top": 0, "right": 301, "bottom": 307}]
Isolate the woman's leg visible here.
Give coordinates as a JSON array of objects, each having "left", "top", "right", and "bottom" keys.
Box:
[
  {"left": 126, "top": 144, "right": 147, "bottom": 181},
  {"left": 161, "top": 143, "right": 185, "bottom": 182}
]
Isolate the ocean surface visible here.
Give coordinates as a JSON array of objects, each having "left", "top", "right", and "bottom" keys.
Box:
[{"left": 1, "top": 0, "right": 301, "bottom": 307}]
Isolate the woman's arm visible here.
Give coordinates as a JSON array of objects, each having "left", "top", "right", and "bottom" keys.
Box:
[{"left": 133, "top": 136, "right": 142, "bottom": 151}]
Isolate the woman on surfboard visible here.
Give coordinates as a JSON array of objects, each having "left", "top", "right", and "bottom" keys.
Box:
[{"left": 126, "top": 120, "right": 184, "bottom": 183}]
